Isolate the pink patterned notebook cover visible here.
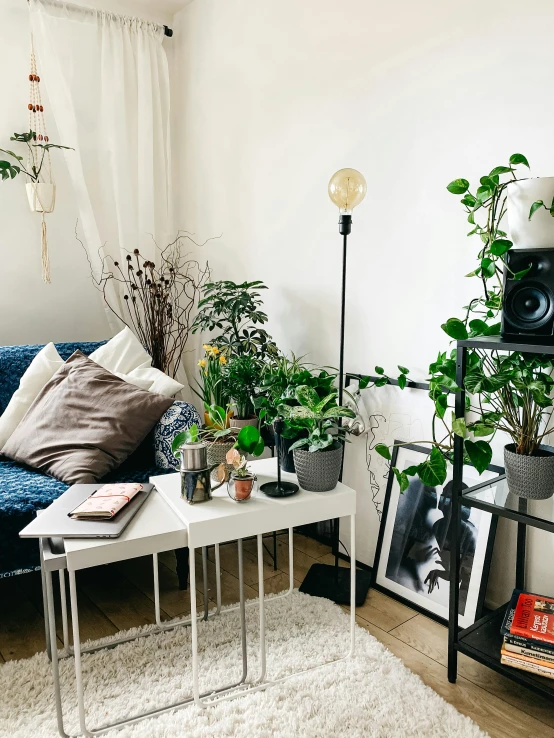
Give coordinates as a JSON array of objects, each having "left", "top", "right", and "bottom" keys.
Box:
[{"left": 69, "top": 483, "right": 143, "bottom": 519}]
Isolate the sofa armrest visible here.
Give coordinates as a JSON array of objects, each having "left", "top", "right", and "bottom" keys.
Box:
[{"left": 154, "top": 401, "right": 201, "bottom": 470}]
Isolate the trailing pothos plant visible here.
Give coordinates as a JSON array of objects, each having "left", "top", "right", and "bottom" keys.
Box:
[{"left": 374, "top": 153, "right": 554, "bottom": 491}]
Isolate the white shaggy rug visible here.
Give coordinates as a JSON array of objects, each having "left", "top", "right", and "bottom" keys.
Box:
[{"left": 0, "top": 591, "right": 485, "bottom": 738}]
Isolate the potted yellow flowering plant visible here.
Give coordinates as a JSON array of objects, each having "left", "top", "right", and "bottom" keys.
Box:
[{"left": 193, "top": 344, "right": 230, "bottom": 426}]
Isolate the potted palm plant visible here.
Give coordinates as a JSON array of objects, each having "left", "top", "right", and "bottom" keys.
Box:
[
  {"left": 278, "top": 386, "right": 355, "bottom": 492},
  {"left": 224, "top": 354, "right": 261, "bottom": 429}
]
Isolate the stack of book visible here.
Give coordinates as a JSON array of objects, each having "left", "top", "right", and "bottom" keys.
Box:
[{"left": 501, "top": 589, "right": 554, "bottom": 681}]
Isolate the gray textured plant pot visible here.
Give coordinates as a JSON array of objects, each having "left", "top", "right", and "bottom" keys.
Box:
[
  {"left": 229, "top": 416, "right": 259, "bottom": 430},
  {"left": 293, "top": 443, "right": 343, "bottom": 492},
  {"left": 504, "top": 444, "right": 554, "bottom": 500}
]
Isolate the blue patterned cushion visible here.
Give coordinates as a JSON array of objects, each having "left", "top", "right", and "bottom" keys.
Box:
[{"left": 154, "top": 401, "right": 202, "bottom": 469}]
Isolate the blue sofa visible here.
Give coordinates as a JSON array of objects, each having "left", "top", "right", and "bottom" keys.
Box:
[{"left": 0, "top": 341, "right": 197, "bottom": 582}]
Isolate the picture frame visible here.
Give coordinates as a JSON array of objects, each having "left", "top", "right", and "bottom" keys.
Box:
[{"left": 371, "top": 441, "right": 503, "bottom": 628}]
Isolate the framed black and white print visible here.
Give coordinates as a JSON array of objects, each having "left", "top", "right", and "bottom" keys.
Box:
[{"left": 372, "top": 442, "right": 503, "bottom": 628}]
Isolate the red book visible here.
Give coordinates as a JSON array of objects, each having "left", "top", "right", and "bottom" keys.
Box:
[{"left": 510, "top": 592, "right": 554, "bottom": 645}]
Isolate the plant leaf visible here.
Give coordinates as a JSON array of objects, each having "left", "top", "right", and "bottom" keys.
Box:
[
  {"left": 417, "top": 447, "right": 447, "bottom": 486},
  {"left": 375, "top": 443, "right": 391, "bottom": 461},
  {"left": 397, "top": 373, "right": 407, "bottom": 390},
  {"left": 509, "top": 153, "right": 530, "bottom": 168},
  {"left": 490, "top": 239, "right": 512, "bottom": 256},
  {"left": 465, "top": 439, "right": 492, "bottom": 474},
  {"left": 529, "top": 200, "right": 544, "bottom": 220},
  {"left": 447, "top": 178, "right": 470, "bottom": 195},
  {"left": 441, "top": 317, "right": 468, "bottom": 341},
  {"left": 295, "top": 385, "right": 319, "bottom": 410},
  {"left": 393, "top": 467, "right": 409, "bottom": 493}
]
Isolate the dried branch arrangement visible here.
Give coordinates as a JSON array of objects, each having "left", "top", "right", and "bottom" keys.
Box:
[{"left": 82, "top": 230, "right": 211, "bottom": 377}]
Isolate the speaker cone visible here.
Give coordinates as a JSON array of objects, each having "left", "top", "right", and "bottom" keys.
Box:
[{"left": 505, "top": 282, "right": 554, "bottom": 330}]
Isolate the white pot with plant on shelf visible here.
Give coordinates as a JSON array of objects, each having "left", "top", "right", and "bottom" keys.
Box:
[{"left": 508, "top": 177, "right": 554, "bottom": 248}]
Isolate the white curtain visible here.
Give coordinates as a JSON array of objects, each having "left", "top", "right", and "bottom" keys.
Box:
[{"left": 29, "top": 0, "right": 172, "bottom": 323}]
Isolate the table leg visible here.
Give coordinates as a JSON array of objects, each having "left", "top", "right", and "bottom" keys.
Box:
[
  {"left": 59, "top": 570, "right": 70, "bottom": 655},
  {"left": 257, "top": 534, "right": 266, "bottom": 682},
  {"left": 350, "top": 514, "right": 356, "bottom": 657},
  {"left": 68, "top": 570, "right": 92, "bottom": 738},
  {"left": 45, "top": 567, "right": 68, "bottom": 738},
  {"left": 202, "top": 546, "right": 209, "bottom": 620},
  {"left": 40, "top": 539, "right": 52, "bottom": 661},
  {"left": 215, "top": 543, "right": 222, "bottom": 615},
  {"left": 189, "top": 546, "right": 201, "bottom": 707},
  {"left": 288, "top": 527, "right": 294, "bottom": 597},
  {"left": 237, "top": 539, "right": 248, "bottom": 683}
]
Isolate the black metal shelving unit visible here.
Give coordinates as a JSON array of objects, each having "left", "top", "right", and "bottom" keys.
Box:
[{"left": 448, "top": 335, "right": 554, "bottom": 699}]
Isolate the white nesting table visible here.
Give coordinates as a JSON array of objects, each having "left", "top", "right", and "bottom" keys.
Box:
[
  {"left": 151, "top": 456, "right": 357, "bottom": 709},
  {"left": 21, "top": 458, "right": 357, "bottom": 735}
]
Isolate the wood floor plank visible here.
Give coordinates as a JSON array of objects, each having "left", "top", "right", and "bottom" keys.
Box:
[
  {"left": 77, "top": 564, "right": 173, "bottom": 631},
  {"left": 208, "top": 541, "right": 279, "bottom": 585},
  {"left": 391, "top": 614, "right": 554, "bottom": 728},
  {"left": 291, "top": 533, "right": 331, "bottom": 560},
  {"left": 0, "top": 576, "right": 60, "bottom": 660},
  {"left": 350, "top": 587, "right": 417, "bottom": 632},
  {"left": 244, "top": 536, "right": 320, "bottom": 581},
  {"left": 355, "top": 614, "right": 554, "bottom": 738},
  {"left": 115, "top": 555, "right": 202, "bottom": 620}
]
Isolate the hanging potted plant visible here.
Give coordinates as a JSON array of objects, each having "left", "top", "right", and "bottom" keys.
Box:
[
  {"left": 278, "top": 386, "right": 355, "bottom": 492},
  {"left": 226, "top": 425, "right": 265, "bottom": 502},
  {"left": 224, "top": 354, "right": 261, "bottom": 429},
  {"left": 0, "top": 130, "right": 71, "bottom": 213}
]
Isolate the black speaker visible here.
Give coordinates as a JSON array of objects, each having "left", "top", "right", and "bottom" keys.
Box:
[{"left": 501, "top": 248, "right": 554, "bottom": 341}]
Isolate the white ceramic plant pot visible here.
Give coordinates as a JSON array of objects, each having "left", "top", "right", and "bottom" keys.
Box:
[
  {"left": 508, "top": 178, "right": 554, "bottom": 248},
  {"left": 26, "top": 183, "right": 56, "bottom": 213}
]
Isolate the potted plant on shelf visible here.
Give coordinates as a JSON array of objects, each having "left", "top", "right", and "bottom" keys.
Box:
[
  {"left": 373, "top": 152, "right": 554, "bottom": 500},
  {"left": 192, "top": 279, "right": 279, "bottom": 360},
  {"left": 278, "top": 385, "right": 355, "bottom": 492},
  {"left": 194, "top": 344, "right": 231, "bottom": 427},
  {"left": 172, "top": 404, "right": 237, "bottom": 483},
  {"left": 254, "top": 355, "right": 338, "bottom": 472},
  {"left": 226, "top": 425, "right": 265, "bottom": 502},
  {"left": 1, "top": 130, "right": 72, "bottom": 212},
  {"left": 224, "top": 354, "right": 262, "bottom": 429}
]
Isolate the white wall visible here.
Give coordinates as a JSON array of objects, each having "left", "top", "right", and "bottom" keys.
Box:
[
  {"left": 170, "top": 0, "right": 554, "bottom": 604},
  {"left": 0, "top": 0, "right": 176, "bottom": 347}
]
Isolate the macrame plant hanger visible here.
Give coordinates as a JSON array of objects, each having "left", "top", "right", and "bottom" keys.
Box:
[{"left": 27, "top": 36, "right": 55, "bottom": 284}]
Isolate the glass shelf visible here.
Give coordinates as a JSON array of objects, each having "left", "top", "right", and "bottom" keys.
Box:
[{"left": 463, "top": 475, "right": 554, "bottom": 533}]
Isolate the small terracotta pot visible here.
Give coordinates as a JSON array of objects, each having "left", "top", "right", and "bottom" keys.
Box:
[{"left": 234, "top": 476, "right": 254, "bottom": 500}]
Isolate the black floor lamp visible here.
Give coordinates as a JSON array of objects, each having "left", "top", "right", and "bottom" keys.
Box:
[{"left": 299, "top": 168, "right": 372, "bottom": 607}]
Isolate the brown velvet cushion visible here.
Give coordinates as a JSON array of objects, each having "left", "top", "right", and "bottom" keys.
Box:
[{"left": 2, "top": 351, "right": 173, "bottom": 484}]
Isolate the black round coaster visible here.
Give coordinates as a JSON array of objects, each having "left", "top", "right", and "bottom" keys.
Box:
[{"left": 260, "top": 481, "right": 299, "bottom": 498}]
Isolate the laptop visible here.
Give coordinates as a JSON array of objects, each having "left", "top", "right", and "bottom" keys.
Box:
[{"left": 20, "top": 483, "right": 153, "bottom": 539}]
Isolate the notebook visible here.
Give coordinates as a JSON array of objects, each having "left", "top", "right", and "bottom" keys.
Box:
[{"left": 19, "top": 483, "right": 153, "bottom": 539}]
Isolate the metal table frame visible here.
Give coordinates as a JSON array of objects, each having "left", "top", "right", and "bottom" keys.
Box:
[{"left": 40, "top": 522, "right": 356, "bottom": 737}]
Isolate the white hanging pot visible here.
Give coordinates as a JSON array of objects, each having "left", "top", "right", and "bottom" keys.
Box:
[
  {"left": 26, "top": 182, "right": 56, "bottom": 213},
  {"left": 507, "top": 177, "right": 554, "bottom": 248}
]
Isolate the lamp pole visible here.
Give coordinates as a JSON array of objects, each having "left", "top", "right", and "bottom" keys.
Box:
[{"left": 338, "top": 214, "right": 351, "bottom": 409}]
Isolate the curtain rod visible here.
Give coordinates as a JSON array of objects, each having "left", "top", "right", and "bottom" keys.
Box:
[{"left": 26, "top": 0, "right": 173, "bottom": 37}]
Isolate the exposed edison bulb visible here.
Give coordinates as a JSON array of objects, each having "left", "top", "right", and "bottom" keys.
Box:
[{"left": 328, "top": 168, "right": 367, "bottom": 214}]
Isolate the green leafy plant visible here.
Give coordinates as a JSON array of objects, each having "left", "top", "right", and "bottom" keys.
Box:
[
  {"left": 254, "top": 354, "right": 338, "bottom": 436},
  {"left": 278, "top": 386, "right": 356, "bottom": 453},
  {"left": 224, "top": 354, "right": 262, "bottom": 419},
  {"left": 226, "top": 425, "right": 265, "bottom": 478},
  {"left": 374, "top": 153, "right": 554, "bottom": 491},
  {"left": 171, "top": 405, "right": 237, "bottom": 458},
  {"left": 0, "top": 130, "right": 72, "bottom": 182},
  {"left": 192, "top": 280, "right": 278, "bottom": 359}
]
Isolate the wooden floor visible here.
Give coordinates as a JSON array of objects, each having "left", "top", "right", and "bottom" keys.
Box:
[{"left": 1, "top": 533, "right": 554, "bottom": 737}]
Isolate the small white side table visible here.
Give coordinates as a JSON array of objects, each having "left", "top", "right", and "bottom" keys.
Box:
[{"left": 151, "top": 456, "right": 357, "bottom": 709}]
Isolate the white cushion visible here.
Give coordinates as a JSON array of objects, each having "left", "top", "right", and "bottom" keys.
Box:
[
  {"left": 0, "top": 342, "right": 63, "bottom": 449},
  {"left": 89, "top": 327, "right": 183, "bottom": 398},
  {"left": 0, "top": 328, "right": 183, "bottom": 451}
]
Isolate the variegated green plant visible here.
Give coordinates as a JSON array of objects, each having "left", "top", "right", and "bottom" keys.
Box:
[{"left": 278, "top": 385, "right": 356, "bottom": 453}]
